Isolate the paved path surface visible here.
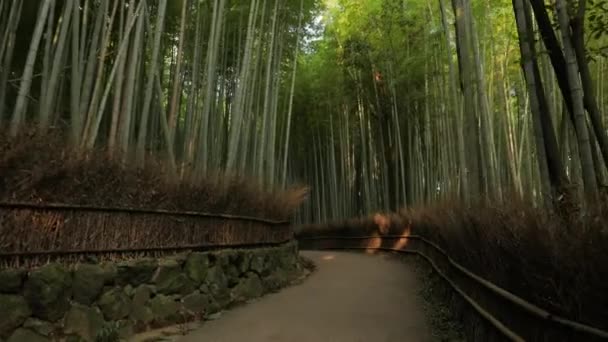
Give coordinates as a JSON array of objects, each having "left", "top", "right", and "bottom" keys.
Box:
[{"left": 178, "top": 251, "right": 433, "bottom": 342}]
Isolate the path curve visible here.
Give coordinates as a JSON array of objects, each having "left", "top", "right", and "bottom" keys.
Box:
[{"left": 178, "top": 251, "right": 432, "bottom": 342}]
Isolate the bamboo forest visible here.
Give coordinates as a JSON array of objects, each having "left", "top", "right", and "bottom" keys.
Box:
[
  {"left": 2, "top": 0, "right": 608, "bottom": 223},
  {"left": 1, "top": 0, "right": 608, "bottom": 220},
  {"left": 2, "top": 0, "right": 608, "bottom": 340}
]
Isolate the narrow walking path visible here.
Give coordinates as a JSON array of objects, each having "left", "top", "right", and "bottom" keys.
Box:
[{"left": 178, "top": 251, "right": 433, "bottom": 342}]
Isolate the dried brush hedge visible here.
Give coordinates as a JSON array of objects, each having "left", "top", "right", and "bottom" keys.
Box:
[
  {"left": 0, "top": 128, "right": 307, "bottom": 220},
  {"left": 401, "top": 200, "right": 608, "bottom": 331},
  {"left": 297, "top": 200, "right": 608, "bottom": 331},
  {"left": 0, "top": 128, "right": 307, "bottom": 259}
]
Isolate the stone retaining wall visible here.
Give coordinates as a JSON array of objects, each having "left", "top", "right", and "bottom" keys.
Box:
[{"left": 0, "top": 242, "right": 301, "bottom": 342}]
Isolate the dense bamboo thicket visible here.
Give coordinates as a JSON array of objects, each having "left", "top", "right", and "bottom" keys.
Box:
[
  {"left": 1, "top": 0, "right": 608, "bottom": 225},
  {"left": 290, "top": 0, "right": 608, "bottom": 223},
  {"left": 0, "top": 0, "right": 315, "bottom": 188}
]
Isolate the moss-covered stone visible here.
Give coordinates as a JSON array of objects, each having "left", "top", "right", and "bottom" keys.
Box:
[
  {"left": 224, "top": 252, "right": 241, "bottom": 286},
  {"left": 184, "top": 252, "right": 209, "bottom": 286},
  {"left": 209, "top": 249, "right": 236, "bottom": 280},
  {"left": 182, "top": 291, "right": 211, "bottom": 314},
  {"left": 214, "top": 249, "right": 240, "bottom": 287},
  {"left": 128, "top": 285, "right": 154, "bottom": 323},
  {"left": 279, "top": 244, "right": 298, "bottom": 270},
  {"left": 72, "top": 264, "right": 106, "bottom": 305},
  {"left": 0, "top": 295, "right": 31, "bottom": 338},
  {"left": 199, "top": 283, "right": 210, "bottom": 294},
  {"left": 130, "top": 305, "right": 153, "bottom": 324},
  {"left": 262, "top": 269, "right": 290, "bottom": 292},
  {"left": 214, "top": 250, "right": 232, "bottom": 268},
  {"left": 231, "top": 272, "right": 263, "bottom": 303},
  {"left": 204, "top": 266, "right": 228, "bottom": 288},
  {"left": 152, "top": 260, "right": 194, "bottom": 295},
  {"left": 152, "top": 259, "right": 179, "bottom": 280},
  {"left": 131, "top": 285, "right": 154, "bottom": 307},
  {"left": 23, "top": 263, "right": 71, "bottom": 322},
  {"left": 148, "top": 295, "right": 180, "bottom": 323},
  {"left": 237, "top": 251, "right": 252, "bottom": 274},
  {"left": 226, "top": 267, "right": 240, "bottom": 287},
  {"left": 0, "top": 269, "right": 25, "bottom": 294},
  {"left": 0, "top": 244, "right": 299, "bottom": 341},
  {"left": 250, "top": 255, "right": 265, "bottom": 274},
  {"left": 205, "top": 298, "right": 222, "bottom": 315},
  {"left": 165, "top": 273, "right": 195, "bottom": 296},
  {"left": 204, "top": 266, "right": 230, "bottom": 306},
  {"left": 97, "top": 288, "right": 131, "bottom": 321},
  {"left": 6, "top": 328, "right": 49, "bottom": 342},
  {"left": 116, "top": 259, "right": 157, "bottom": 286},
  {"left": 123, "top": 284, "right": 135, "bottom": 297},
  {"left": 22, "top": 318, "right": 54, "bottom": 337},
  {"left": 261, "top": 250, "right": 277, "bottom": 276},
  {"left": 64, "top": 304, "right": 105, "bottom": 341}
]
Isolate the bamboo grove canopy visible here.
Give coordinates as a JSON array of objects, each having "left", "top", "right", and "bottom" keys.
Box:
[{"left": 0, "top": 0, "right": 608, "bottom": 223}]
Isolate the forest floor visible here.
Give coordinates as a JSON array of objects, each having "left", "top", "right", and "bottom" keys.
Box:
[{"left": 166, "top": 251, "right": 434, "bottom": 342}]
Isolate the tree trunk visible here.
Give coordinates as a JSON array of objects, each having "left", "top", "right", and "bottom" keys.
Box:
[
  {"left": 40, "top": 0, "right": 74, "bottom": 131},
  {"left": 570, "top": 1, "right": 608, "bottom": 176},
  {"left": 10, "top": 0, "right": 53, "bottom": 136},
  {"left": 555, "top": 0, "right": 598, "bottom": 200},
  {"left": 0, "top": 0, "right": 22, "bottom": 124},
  {"left": 451, "top": 0, "right": 481, "bottom": 201},
  {"left": 512, "top": 0, "right": 552, "bottom": 205},
  {"left": 167, "top": 0, "right": 188, "bottom": 147},
  {"left": 136, "top": 0, "right": 167, "bottom": 165}
]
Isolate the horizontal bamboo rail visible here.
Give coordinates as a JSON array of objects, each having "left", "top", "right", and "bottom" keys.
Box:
[{"left": 0, "top": 202, "right": 289, "bottom": 225}]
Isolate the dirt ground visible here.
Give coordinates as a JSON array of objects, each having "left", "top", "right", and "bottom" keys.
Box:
[{"left": 175, "top": 251, "right": 433, "bottom": 342}]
